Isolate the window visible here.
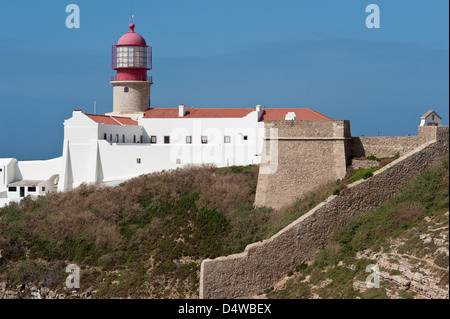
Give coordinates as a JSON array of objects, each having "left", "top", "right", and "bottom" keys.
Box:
[
  {"left": 201, "top": 136, "right": 208, "bottom": 144},
  {"left": 0, "top": 168, "right": 2, "bottom": 172},
  {"left": 176, "top": 159, "right": 181, "bottom": 164},
  {"left": 136, "top": 158, "right": 141, "bottom": 164},
  {"left": 104, "top": 133, "right": 107, "bottom": 140},
  {"left": 133, "top": 135, "right": 136, "bottom": 143},
  {"left": 432, "top": 114, "right": 435, "bottom": 121},
  {"left": 140, "top": 135, "right": 143, "bottom": 143},
  {"left": 8, "top": 186, "right": 16, "bottom": 192},
  {"left": 28, "top": 186, "right": 36, "bottom": 192},
  {"left": 110, "top": 134, "right": 113, "bottom": 142},
  {"left": 186, "top": 136, "right": 192, "bottom": 144},
  {"left": 243, "top": 135, "right": 248, "bottom": 141},
  {"left": 115, "top": 46, "right": 148, "bottom": 68},
  {"left": 42, "top": 187, "right": 46, "bottom": 192},
  {"left": 150, "top": 136, "right": 157, "bottom": 144},
  {"left": 224, "top": 136, "right": 231, "bottom": 143},
  {"left": 124, "top": 87, "right": 129, "bottom": 92},
  {"left": 115, "top": 134, "right": 119, "bottom": 143},
  {"left": 164, "top": 136, "right": 170, "bottom": 144},
  {"left": 122, "top": 134, "right": 125, "bottom": 143}
]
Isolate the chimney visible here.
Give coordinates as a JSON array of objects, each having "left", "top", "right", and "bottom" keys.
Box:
[
  {"left": 255, "top": 105, "right": 264, "bottom": 121},
  {"left": 285, "top": 112, "right": 297, "bottom": 120},
  {"left": 178, "top": 104, "right": 186, "bottom": 117}
]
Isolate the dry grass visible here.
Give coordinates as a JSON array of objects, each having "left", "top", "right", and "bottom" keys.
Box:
[{"left": 0, "top": 163, "right": 339, "bottom": 298}]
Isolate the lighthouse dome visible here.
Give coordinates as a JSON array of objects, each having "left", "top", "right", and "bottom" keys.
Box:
[{"left": 117, "top": 23, "right": 147, "bottom": 46}]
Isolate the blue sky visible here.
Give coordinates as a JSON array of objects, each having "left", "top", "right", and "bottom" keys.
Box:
[{"left": 0, "top": 0, "right": 448, "bottom": 160}]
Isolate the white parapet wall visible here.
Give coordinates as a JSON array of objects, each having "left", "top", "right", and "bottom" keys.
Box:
[{"left": 16, "top": 158, "right": 62, "bottom": 181}]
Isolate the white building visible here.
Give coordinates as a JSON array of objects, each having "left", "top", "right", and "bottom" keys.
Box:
[
  {"left": 0, "top": 23, "right": 333, "bottom": 207},
  {"left": 420, "top": 110, "right": 442, "bottom": 127}
]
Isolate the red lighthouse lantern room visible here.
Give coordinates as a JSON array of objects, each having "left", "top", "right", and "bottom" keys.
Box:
[{"left": 112, "top": 23, "right": 152, "bottom": 82}]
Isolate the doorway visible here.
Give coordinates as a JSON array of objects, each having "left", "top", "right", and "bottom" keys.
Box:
[{"left": 20, "top": 187, "right": 25, "bottom": 197}]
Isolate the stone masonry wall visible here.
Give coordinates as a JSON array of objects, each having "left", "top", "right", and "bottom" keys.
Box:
[
  {"left": 254, "top": 120, "right": 351, "bottom": 210},
  {"left": 200, "top": 126, "right": 449, "bottom": 299},
  {"left": 112, "top": 81, "right": 151, "bottom": 113},
  {"left": 351, "top": 126, "right": 437, "bottom": 158}
]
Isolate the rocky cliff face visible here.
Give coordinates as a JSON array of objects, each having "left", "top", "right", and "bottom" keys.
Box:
[
  {"left": 0, "top": 281, "right": 95, "bottom": 299},
  {"left": 353, "top": 213, "right": 449, "bottom": 299},
  {"left": 260, "top": 212, "right": 449, "bottom": 299}
]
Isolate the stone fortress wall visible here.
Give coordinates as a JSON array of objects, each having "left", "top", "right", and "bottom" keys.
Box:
[
  {"left": 200, "top": 125, "right": 449, "bottom": 299},
  {"left": 256, "top": 123, "right": 441, "bottom": 210},
  {"left": 351, "top": 126, "right": 438, "bottom": 158},
  {"left": 254, "top": 120, "right": 352, "bottom": 210}
]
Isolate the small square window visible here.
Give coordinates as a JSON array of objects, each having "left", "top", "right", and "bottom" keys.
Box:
[
  {"left": 42, "top": 187, "right": 46, "bottom": 192},
  {"left": 164, "top": 136, "right": 170, "bottom": 144},
  {"left": 8, "top": 186, "right": 17, "bottom": 192},
  {"left": 136, "top": 158, "right": 141, "bottom": 164},
  {"left": 243, "top": 135, "right": 248, "bottom": 141},
  {"left": 224, "top": 136, "right": 231, "bottom": 143},
  {"left": 0, "top": 168, "right": 2, "bottom": 172},
  {"left": 28, "top": 186, "right": 36, "bottom": 192},
  {"left": 186, "top": 136, "right": 192, "bottom": 144},
  {"left": 150, "top": 136, "right": 157, "bottom": 144},
  {"left": 124, "top": 87, "right": 129, "bottom": 92},
  {"left": 201, "top": 136, "right": 208, "bottom": 144},
  {"left": 176, "top": 158, "right": 181, "bottom": 164}
]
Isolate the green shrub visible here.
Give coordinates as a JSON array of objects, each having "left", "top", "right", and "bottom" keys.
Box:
[
  {"left": 348, "top": 167, "right": 380, "bottom": 184},
  {"left": 277, "top": 157, "right": 449, "bottom": 299}
]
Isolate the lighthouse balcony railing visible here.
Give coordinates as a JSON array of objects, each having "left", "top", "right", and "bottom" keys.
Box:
[{"left": 111, "top": 75, "right": 153, "bottom": 82}]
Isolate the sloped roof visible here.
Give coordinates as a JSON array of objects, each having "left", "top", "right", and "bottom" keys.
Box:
[
  {"left": 143, "top": 108, "right": 254, "bottom": 119},
  {"left": 8, "top": 180, "right": 44, "bottom": 187},
  {"left": 421, "top": 110, "right": 442, "bottom": 120},
  {"left": 85, "top": 114, "right": 138, "bottom": 126},
  {"left": 143, "top": 107, "right": 333, "bottom": 121},
  {"left": 259, "top": 108, "right": 333, "bottom": 121}
]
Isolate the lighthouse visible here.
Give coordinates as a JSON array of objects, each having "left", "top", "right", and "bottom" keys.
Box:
[{"left": 108, "top": 23, "right": 153, "bottom": 119}]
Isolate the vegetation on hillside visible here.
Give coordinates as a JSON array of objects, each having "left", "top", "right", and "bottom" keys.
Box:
[
  {"left": 268, "top": 157, "right": 449, "bottom": 299},
  {"left": 0, "top": 164, "right": 335, "bottom": 298}
]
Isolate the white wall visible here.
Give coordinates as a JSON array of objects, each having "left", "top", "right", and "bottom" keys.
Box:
[
  {"left": 64, "top": 112, "right": 98, "bottom": 143},
  {"left": 98, "top": 123, "right": 144, "bottom": 143},
  {"left": 420, "top": 112, "right": 442, "bottom": 126},
  {"left": 138, "top": 111, "right": 265, "bottom": 166},
  {"left": 0, "top": 158, "right": 17, "bottom": 191},
  {"left": 59, "top": 110, "right": 267, "bottom": 190},
  {"left": 16, "top": 158, "right": 61, "bottom": 181},
  {"left": 0, "top": 197, "right": 20, "bottom": 208}
]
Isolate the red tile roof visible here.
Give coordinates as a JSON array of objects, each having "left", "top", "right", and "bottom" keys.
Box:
[
  {"left": 85, "top": 114, "right": 138, "bottom": 126},
  {"left": 143, "top": 107, "right": 332, "bottom": 121},
  {"left": 259, "top": 108, "right": 333, "bottom": 121},
  {"left": 143, "top": 108, "right": 254, "bottom": 119}
]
